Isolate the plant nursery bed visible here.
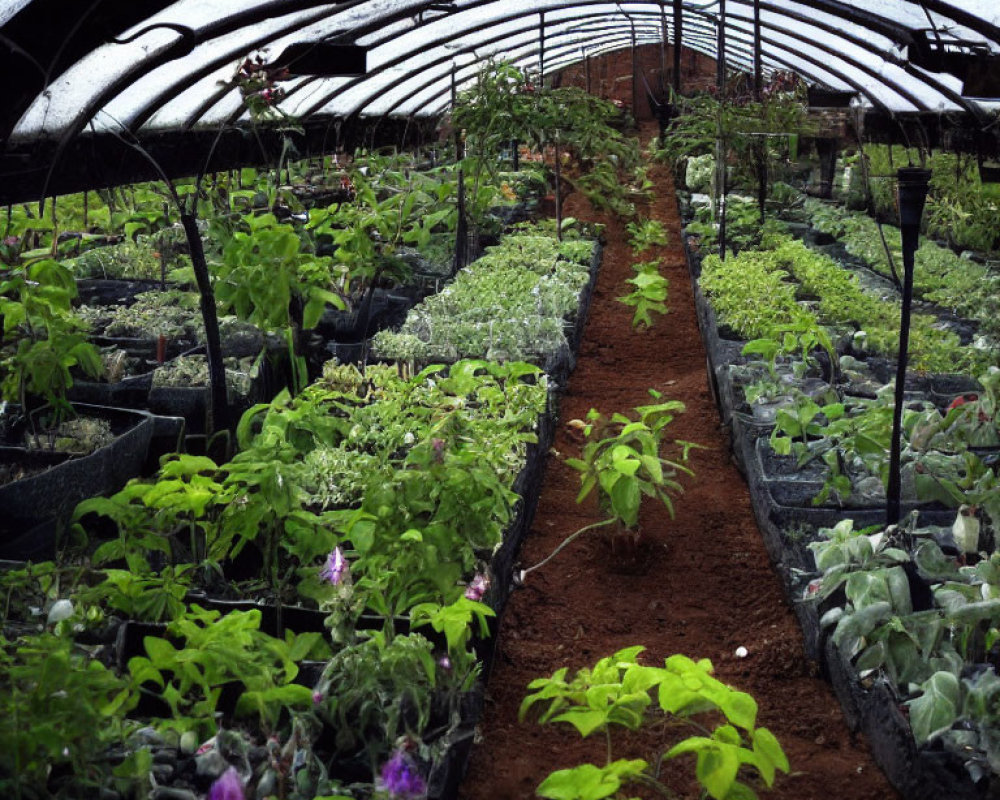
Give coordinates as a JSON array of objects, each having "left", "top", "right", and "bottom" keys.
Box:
[{"left": 459, "top": 141, "right": 899, "bottom": 800}]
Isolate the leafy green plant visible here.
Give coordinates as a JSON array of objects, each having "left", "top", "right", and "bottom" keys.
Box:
[
  {"left": 618, "top": 260, "right": 669, "bottom": 328},
  {"left": 523, "top": 394, "right": 697, "bottom": 577},
  {"left": 520, "top": 646, "right": 790, "bottom": 800},
  {"left": 128, "top": 605, "right": 327, "bottom": 737},
  {"left": 0, "top": 631, "right": 137, "bottom": 798},
  {"left": 313, "top": 630, "right": 443, "bottom": 774},
  {"left": 0, "top": 259, "right": 102, "bottom": 420},
  {"left": 626, "top": 219, "right": 669, "bottom": 254}
]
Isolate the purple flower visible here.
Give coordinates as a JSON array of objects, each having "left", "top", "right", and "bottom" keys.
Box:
[
  {"left": 312, "top": 690, "right": 324, "bottom": 705},
  {"left": 320, "top": 547, "right": 349, "bottom": 586},
  {"left": 3, "top": 236, "right": 19, "bottom": 247},
  {"left": 438, "top": 655, "right": 452, "bottom": 670},
  {"left": 378, "top": 749, "right": 426, "bottom": 799},
  {"left": 431, "top": 438, "right": 446, "bottom": 463},
  {"left": 209, "top": 766, "right": 244, "bottom": 800},
  {"left": 464, "top": 573, "right": 489, "bottom": 602}
]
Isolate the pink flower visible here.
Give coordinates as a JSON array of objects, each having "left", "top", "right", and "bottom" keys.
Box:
[
  {"left": 464, "top": 573, "right": 489, "bottom": 602},
  {"left": 312, "top": 690, "right": 324, "bottom": 705},
  {"left": 320, "top": 547, "right": 349, "bottom": 585},
  {"left": 438, "top": 655, "right": 452, "bottom": 670},
  {"left": 209, "top": 767, "right": 244, "bottom": 800}
]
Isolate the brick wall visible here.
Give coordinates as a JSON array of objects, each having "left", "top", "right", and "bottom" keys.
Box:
[{"left": 551, "top": 44, "right": 718, "bottom": 120}]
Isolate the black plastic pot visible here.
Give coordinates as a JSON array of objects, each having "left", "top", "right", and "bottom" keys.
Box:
[
  {"left": 823, "top": 638, "right": 992, "bottom": 799},
  {"left": 0, "top": 404, "right": 156, "bottom": 559}
]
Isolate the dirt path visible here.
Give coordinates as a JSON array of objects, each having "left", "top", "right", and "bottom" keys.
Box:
[{"left": 457, "top": 155, "right": 899, "bottom": 799}]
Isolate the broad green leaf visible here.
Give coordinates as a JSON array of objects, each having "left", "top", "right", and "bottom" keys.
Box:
[{"left": 907, "top": 671, "right": 960, "bottom": 745}]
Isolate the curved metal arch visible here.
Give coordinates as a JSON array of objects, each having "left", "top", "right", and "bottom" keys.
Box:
[
  {"left": 6, "top": 0, "right": 373, "bottom": 143},
  {"left": 686, "top": 5, "right": 932, "bottom": 110},
  {"left": 722, "top": 0, "right": 986, "bottom": 119},
  {"left": 300, "top": 4, "right": 908, "bottom": 123},
  {"left": 287, "top": 4, "right": 822, "bottom": 121},
  {"left": 371, "top": 19, "right": 840, "bottom": 120},
  {"left": 20, "top": 0, "right": 995, "bottom": 145},
  {"left": 298, "top": 10, "right": 747, "bottom": 122},
  {"left": 409, "top": 27, "right": 866, "bottom": 118},
  {"left": 153, "top": 0, "right": 996, "bottom": 132},
  {"left": 202, "top": 0, "right": 939, "bottom": 130},
  {"left": 921, "top": 1, "right": 1000, "bottom": 45}
]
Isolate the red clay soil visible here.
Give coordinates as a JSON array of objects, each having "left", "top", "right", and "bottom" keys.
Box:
[{"left": 458, "top": 156, "right": 900, "bottom": 799}]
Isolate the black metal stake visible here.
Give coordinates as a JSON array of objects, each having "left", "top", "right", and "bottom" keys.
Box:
[
  {"left": 887, "top": 167, "right": 931, "bottom": 524},
  {"left": 180, "top": 212, "right": 229, "bottom": 435},
  {"left": 554, "top": 137, "right": 563, "bottom": 242}
]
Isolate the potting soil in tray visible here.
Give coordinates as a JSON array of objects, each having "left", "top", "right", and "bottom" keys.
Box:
[{"left": 0, "top": 404, "right": 155, "bottom": 558}]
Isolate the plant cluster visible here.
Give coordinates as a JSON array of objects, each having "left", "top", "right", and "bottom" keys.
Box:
[
  {"left": 0, "top": 259, "right": 102, "bottom": 418},
  {"left": 520, "top": 646, "right": 789, "bottom": 800},
  {"left": 618, "top": 260, "right": 669, "bottom": 328},
  {"left": 373, "top": 226, "right": 595, "bottom": 365},
  {"left": 700, "top": 236, "right": 981, "bottom": 373},
  {"left": 846, "top": 145, "right": 1000, "bottom": 254},
  {"left": 805, "top": 196, "right": 1000, "bottom": 344},
  {"left": 808, "top": 515, "right": 1000, "bottom": 780}
]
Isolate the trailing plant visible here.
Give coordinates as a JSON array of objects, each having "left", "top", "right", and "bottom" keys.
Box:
[
  {"left": 520, "top": 646, "right": 790, "bottom": 800},
  {"left": 618, "top": 260, "right": 669, "bottom": 328}
]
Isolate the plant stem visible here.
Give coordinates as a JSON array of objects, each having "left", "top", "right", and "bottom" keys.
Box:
[{"left": 519, "top": 518, "right": 615, "bottom": 580}]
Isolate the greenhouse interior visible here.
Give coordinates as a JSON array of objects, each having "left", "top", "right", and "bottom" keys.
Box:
[{"left": 4, "top": 1, "right": 1000, "bottom": 798}]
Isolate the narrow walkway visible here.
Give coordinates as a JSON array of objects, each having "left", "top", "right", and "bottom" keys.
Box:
[{"left": 458, "top": 158, "right": 898, "bottom": 799}]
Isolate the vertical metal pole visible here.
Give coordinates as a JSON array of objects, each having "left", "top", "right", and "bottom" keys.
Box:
[
  {"left": 452, "top": 64, "right": 466, "bottom": 274},
  {"left": 630, "top": 18, "right": 639, "bottom": 118},
  {"left": 585, "top": 52, "right": 592, "bottom": 94},
  {"left": 753, "top": 0, "right": 762, "bottom": 101},
  {"left": 539, "top": 12, "right": 545, "bottom": 86},
  {"left": 554, "top": 136, "right": 563, "bottom": 242},
  {"left": 716, "top": 0, "right": 728, "bottom": 258},
  {"left": 887, "top": 168, "right": 931, "bottom": 524},
  {"left": 672, "top": 0, "right": 682, "bottom": 95},
  {"left": 716, "top": 0, "right": 726, "bottom": 92},
  {"left": 660, "top": 3, "right": 667, "bottom": 90}
]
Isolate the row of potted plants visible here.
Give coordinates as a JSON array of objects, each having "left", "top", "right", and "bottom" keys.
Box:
[{"left": 680, "top": 169, "right": 1000, "bottom": 796}]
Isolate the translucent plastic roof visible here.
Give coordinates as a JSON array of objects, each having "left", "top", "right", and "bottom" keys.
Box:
[{"left": 3, "top": 0, "right": 999, "bottom": 146}]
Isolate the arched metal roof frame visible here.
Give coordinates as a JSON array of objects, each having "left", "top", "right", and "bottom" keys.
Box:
[
  {"left": 252, "top": 0, "right": 989, "bottom": 123},
  {"left": 405, "top": 27, "right": 873, "bottom": 119},
  {"left": 267, "top": 4, "right": 881, "bottom": 126},
  {"left": 3, "top": 1, "right": 999, "bottom": 150},
  {"left": 301, "top": 5, "right": 908, "bottom": 123}
]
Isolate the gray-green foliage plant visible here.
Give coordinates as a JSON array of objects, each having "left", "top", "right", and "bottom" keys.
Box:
[
  {"left": 373, "top": 227, "right": 594, "bottom": 364},
  {"left": 807, "top": 516, "right": 1000, "bottom": 778},
  {"left": 520, "top": 646, "right": 790, "bottom": 800}
]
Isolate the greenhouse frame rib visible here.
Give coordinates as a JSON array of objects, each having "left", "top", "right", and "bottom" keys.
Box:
[{"left": 1, "top": 0, "right": 998, "bottom": 202}]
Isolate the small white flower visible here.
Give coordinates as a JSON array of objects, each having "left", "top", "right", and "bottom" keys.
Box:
[
  {"left": 47, "top": 599, "right": 74, "bottom": 625},
  {"left": 403, "top": 432, "right": 415, "bottom": 445}
]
